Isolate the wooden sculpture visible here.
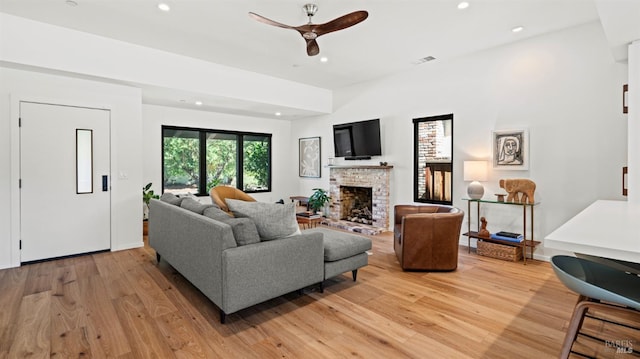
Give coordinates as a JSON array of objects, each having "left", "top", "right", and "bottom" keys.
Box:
[
  {"left": 478, "top": 217, "right": 490, "bottom": 238},
  {"left": 499, "top": 178, "right": 536, "bottom": 204}
]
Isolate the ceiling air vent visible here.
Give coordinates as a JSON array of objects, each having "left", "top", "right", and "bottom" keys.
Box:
[{"left": 412, "top": 56, "right": 436, "bottom": 65}]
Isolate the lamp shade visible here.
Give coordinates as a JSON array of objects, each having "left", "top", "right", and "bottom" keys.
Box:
[
  {"left": 463, "top": 161, "right": 488, "bottom": 181},
  {"left": 464, "top": 161, "right": 488, "bottom": 200}
]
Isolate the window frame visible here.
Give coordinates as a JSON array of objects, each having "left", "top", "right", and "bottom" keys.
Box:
[
  {"left": 413, "top": 114, "right": 454, "bottom": 205},
  {"left": 161, "top": 125, "right": 272, "bottom": 196}
]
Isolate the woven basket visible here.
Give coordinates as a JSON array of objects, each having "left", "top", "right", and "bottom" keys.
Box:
[{"left": 477, "top": 240, "right": 523, "bottom": 262}]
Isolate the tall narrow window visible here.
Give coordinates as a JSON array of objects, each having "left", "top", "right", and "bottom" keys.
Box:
[
  {"left": 163, "top": 128, "right": 200, "bottom": 194},
  {"left": 413, "top": 114, "right": 453, "bottom": 204},
  {"left": 206, "top": 132, "right": 237, "bottom": 189},
  {"left": 243, "top": 135, "right": 271, "bottom": 191},
  {"left": 76, "top": 129, "right": 93, "bottom": 194}
]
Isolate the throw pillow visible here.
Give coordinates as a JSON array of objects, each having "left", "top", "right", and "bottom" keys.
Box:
[
  {"left": 160, "top": 192, "right": 183, "bottom": 206},
  {"left": 226, "top": 199, "right": 300, "bottom": 241},
  {"left": 203, "top": 206, "right": 232, "bottom": 221},
  {"left": 221, "top": 218, "right": 261, "bottom": 246},
  {"left": 180, "top": 198, "right": 213, "bottom": 215}
]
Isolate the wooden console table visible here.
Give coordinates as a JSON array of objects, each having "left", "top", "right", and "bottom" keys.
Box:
[{"left": 463, "top": 198, "right": 540, "bottom": 264}]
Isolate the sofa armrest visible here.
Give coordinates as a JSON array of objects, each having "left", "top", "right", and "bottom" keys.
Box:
[
  {"left": 221, "top": 232, "right": 324, "bottom": 315},
  {"left": 149, "top": 199, "right": 237, "bottom": 307}
]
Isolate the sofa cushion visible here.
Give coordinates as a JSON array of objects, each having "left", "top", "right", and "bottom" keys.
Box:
[
  {"left": 226, "top": 199, "right": 300, "bottom": 241},
  {"left": 160, "top": 192, "right": 183, "bottom": 206},
  {"left": 306, "top": 228, "right": 372, "bottom": 262},
  {"left": 180, "top": 198, "right": 213, "bottom": 215},
  {"left": 323, "top": 235, "right": 372, "bottom": 262},
  {"left": 221, "top": 218, "right": 261, "bottom": 246},
  {"left": 203, "top": 206, "right": 232, "bottom": 221},
  {"left": 203, "top": 206, "right": 259, "bottom": 246}
]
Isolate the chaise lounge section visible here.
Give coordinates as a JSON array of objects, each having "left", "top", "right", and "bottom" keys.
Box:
[{"left": 305, "top": 228, "right": 372, "bottom": 291}]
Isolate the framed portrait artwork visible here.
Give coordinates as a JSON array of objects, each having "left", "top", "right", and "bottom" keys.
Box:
[
  {"left": 299, "top": 137, "right": 321, "bottom": 178},
  {"left": 492, "top": 129, "right": 529, "bottom": 170}
]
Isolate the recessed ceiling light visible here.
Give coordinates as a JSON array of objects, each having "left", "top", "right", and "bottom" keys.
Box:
[
  {"left": 320, "top": 57, "right": 328, "bottom": 63},
  {"left": 65, "top": 0, "right": 78, "bottom": 6},
  {"left": 158, "top": 3, "right": 170, "bottom": 12},
  {"left": 275, "top": 112, "right": 282, "bottom": 116},
  {"left": 195, "top": 101, "right": 203, "bottom": 106},
  {"left": 457, "top": 2, "right": 469, "bottom": 10},
  {"left": 512, "top": 26, "right": 524, "bottom": 33}
]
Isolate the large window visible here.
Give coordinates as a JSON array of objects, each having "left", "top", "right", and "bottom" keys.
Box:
[{"left": 162, "top": 126, "right": 271, "bottom": 195}]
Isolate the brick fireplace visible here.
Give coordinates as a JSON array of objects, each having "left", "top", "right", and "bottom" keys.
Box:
[{"left": 328, "top": 165, "right": 393, "bottom": 233}]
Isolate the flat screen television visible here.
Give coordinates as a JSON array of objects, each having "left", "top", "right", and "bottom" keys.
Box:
[{"left": 333, "top": 119, "right": 382, "bottom": 160}]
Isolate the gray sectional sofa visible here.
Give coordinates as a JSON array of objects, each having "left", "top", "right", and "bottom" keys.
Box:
[{"left": 148, "top": 197, "right": 325, "bottom": 323}]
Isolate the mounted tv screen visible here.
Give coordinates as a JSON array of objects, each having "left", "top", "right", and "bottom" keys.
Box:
[{"left": 333, "top": 119, "right": 382, "bottom": 160}]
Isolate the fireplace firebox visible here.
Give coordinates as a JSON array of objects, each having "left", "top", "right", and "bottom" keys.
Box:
[{"left": 340, "top": 186, "right": 373, "bottom": 225}]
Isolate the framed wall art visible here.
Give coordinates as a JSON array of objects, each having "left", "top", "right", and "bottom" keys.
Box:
[
  {"left": 492, "top": 129, "right": 529, "bottom": 170},
  {"left": 299, "top": 136, "right": 321, "bottom": 178}
]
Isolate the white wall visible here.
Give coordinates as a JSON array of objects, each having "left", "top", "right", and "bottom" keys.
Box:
[
  {"left": 292, "top": 21, "right": 628, "bottom": 258},
  {"left": 0, "top": 67, "right": 143, "bottom": 269},
  {"left": 142, "top": 104, "right": 297, "bottom": 203},
  {"left": 0, "top": 13, "right": 332, "bottom": 115}
]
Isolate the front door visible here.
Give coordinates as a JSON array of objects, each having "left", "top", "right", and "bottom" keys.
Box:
[{"left": 20, "top": 102, "right": 111, "bottom": 262}]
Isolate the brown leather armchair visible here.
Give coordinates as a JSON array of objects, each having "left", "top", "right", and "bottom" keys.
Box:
[
  {"left": 209, "top": 186, "right": 256, "bottom": 213},
  {"left": 394, "top": 204, "right": 464, "bottom": 271}
]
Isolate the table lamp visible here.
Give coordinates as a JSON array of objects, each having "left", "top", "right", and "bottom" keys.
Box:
[{"left": 464, "top": 161, "right": 488, "bottom": 200}]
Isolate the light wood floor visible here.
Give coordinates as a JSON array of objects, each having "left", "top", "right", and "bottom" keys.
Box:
[{"left": 1, "top": 229, "right": 638, "bottom": 358}]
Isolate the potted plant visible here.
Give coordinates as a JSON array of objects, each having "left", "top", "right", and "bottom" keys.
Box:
[
  {"left": 308, "top": 188, "right": 331, "bottom": 215},
  {"left": 143, "top": 183, "right": 159, "bottom": 235}
]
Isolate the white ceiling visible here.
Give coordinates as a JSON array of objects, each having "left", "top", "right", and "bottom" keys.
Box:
[{"left": 0, "top": 0, "right": 632, "bottom": 117}]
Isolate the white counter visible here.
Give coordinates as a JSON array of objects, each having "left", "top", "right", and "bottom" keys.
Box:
[{"left": 545, "top": 200, "right": 640, "bottom": 263}]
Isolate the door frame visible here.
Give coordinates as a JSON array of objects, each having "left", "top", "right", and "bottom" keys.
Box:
[{"left": 10, "top": 95, "right": 113, "bottom": 267}]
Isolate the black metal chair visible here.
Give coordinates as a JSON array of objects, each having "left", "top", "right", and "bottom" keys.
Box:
[{"left": 551, "top": 255, "right": 640, "bottom": 358}]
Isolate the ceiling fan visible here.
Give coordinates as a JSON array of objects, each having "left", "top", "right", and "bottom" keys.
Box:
[{"left": 249, "top": 4, "right": 368, "bottom": 56}]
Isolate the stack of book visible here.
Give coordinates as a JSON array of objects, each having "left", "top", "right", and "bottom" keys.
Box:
[
  {"left": 490, "top": 231, "right": 524, "bottom": 243},
  {"left": 296, "top": 212, "right": 321, "bottom": 219}
]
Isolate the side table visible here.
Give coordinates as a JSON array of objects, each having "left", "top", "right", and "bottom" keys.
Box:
[{"left": 296, "top": 214, "right": 322, "bottom": 229}]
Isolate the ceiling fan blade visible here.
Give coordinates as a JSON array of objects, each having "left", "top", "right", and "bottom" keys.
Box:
[
  {"left": 313, "top": 10, "right": 368, "bottom": 37},
  {"left": 306, "top": 39, "right": 320, "bottom": 56},
  {"left": 250, "top": 7, "right": 366, "bottom": 57},
  {"left": 248, "top": 12, "right": 295, "bottom": 30}
]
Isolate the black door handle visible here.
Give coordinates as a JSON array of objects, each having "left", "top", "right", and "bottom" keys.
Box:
[{"left": 102, "top": 175, "right": 108, "bottom": 191}]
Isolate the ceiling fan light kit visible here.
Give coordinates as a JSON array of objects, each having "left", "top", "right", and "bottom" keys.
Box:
[{"left": 249, "top": 3, "right": 368, "bottom": 56}]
